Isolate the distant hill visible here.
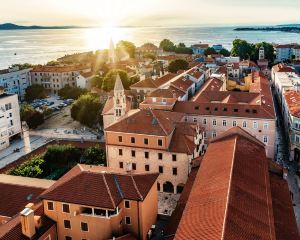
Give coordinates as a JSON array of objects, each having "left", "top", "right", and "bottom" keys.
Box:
[
  {"left": 234, "top": 26, "right": 300, "bottom": 33},
  {"left": 0, "top": 23, "right": 83, "bottom": 30}
]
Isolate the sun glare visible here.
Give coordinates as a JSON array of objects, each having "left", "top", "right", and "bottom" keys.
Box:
[{"left": 84, "top": 26, "right": 126, "bottom": 51}]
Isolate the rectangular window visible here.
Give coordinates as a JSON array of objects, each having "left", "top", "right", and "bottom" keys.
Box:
[
  {"left": 212, "top": 132, "right": 217, "bottom": 138},
  {"left": 263, "top": 136, "right": 268, "bottom": 144},
  {"left": 222, "top": 120, "right": 227, "bottom": 126},
  {"left": 253, "top": 121, "right": 258, "bottom": 129},
  {"left": 131, "top": 150, "right": 136, "bottom": 157},
  {"left": 295, "top": 122, "right": 300, "bottom": 130},
  {"left": 118, "top": 136, "right": 123, "bottom": 142},
  {"left": 212, "top": 119, "right": 217, "bottom": 126},
  {"left": 295, "top": 135, "right": 300, "bottom": 143},
  {"left": 119, "top": 149, "right": 123, "bottom": 156},
  {"left": 173, "top": 167, "right": 177, "bottom": 176},
  {"left": 132, "top": 163, "right": 136, "bottom": 170},
  {"left": 145, "top": 164, "right": 150, "bottom": 171},
  {"left": 119, "top": 162, "right": 123, "bottom": 168},
  {"left": 193, "top": 117, "right": 197, "bottom": 123},
  {"left": 159, "top": 166, "right": 164, "bottom": 173},
  {"left": 172, "top": 154, "right": 177, "bottom": 161},
  {"left": 158, "top": 153, "right": 163, "bottom": 160},
  {"left": 203, "top": 118, "right": 207, "bottom": 125},
  {"left": 65, "top": 237, "right": 72, "bottom": 240},
  {"left": 144, "top": 152, "right": 149, "bottom": 159},
  {"left": 158, "top": 139, "right": 163, "bottom": 146},
  {"left": 131, "top": 137, "right": 135, "bottom": 143},
  {"left": 64, "top": 220, "right": 71, "bottom": 229},
  {"left": 125, "top": 216, "right": 131, "bottom": 225},
  {"left": 62, "top": 204, "right": 70, "bottom": 213},
  {"left": 124, "top": 200, "right": 130, "bottom": 209},
  {"left": 81, "top": 222, "right": 88, "bottom": 232},
  {"left": 47, "top": 201, "right": 54, "bottom": 211},
  {"left": 144, "top": 138, "right": 149, "bottom": 145},
  {"left": 263, "top": 122, "right": 269, "bottom": 130},
  {"left": 242, "top": 121, "right": 247, "bottom": 128},
  {"left": 232, "top": 121, "right": 237, "bottom": 127}
]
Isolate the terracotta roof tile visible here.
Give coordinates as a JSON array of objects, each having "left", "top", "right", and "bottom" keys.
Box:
[
  {"left": 105, "top": 109, "right": 184, "bottom": 136},
  {"left": 0, "top": 183, "right": 46, "bottom": 218},
  {"left": 175, "top": 127, "right": 277, "bottom": 240},
  {"left": 130, "top": 78, "right": 158, "bottom": 89},
  {"left": 283, "top": 90, "right": 300, "bottom": 117},
  {"left": 40, "top": 165, "right": 158, "bottom": 209}
]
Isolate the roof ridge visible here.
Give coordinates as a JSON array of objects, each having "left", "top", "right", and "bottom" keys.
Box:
[
  {"left": 221, "top": 136, "right": 237, "bottom": 239},
  {"left": 130, "top": 175, "right": 143, "bottom": 200},
  {"left": 102, "top": 173, "right": 116, "bottom": 209},
  {"left": 149, "top": 109, "right": 168, "bottom": 135}
]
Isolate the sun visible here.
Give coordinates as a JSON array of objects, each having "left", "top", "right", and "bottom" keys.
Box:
[{"left": 84, "top": 26, "right": 126, "bottom": 51}]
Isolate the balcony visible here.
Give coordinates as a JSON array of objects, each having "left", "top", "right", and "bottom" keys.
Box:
[{"left": 80, "top": 206, "right": 121, "bottom": 219}]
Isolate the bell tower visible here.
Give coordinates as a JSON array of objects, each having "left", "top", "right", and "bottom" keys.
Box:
[
  {"left": 259, "top": 46, "right": 265, "bottom": 60},
  {"left": 108, "top": 38, "right": 116, "bottom": 64},
  {"left": 113, "top": 74, "right": 126, "bottom": 121}
]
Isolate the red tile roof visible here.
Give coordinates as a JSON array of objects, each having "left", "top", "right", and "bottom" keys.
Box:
[
  {"left": 191, "top": 44, "right": 209, "bottom": 49},
  {"left": 270, "top": 173, "right": 300, "bottom": 240},
  {"left": 148, "top": 88, "right": 185, "bottom": 99},
  {"left": 0, "top": 183, "right": 46, "bottom": 218},
  {"left": 130, "top": 78, "right": 158, "bottom": 89},
  {"left": 283, "top": 90, "right": 300, "bottom": 117},
  {"left": 272, "top": 63, "right": 296, "bottom": 73},
  {"left": 105, "top": 109, "right": 185, "bottom": 136},
  {"left": 40, "top": 165, "right": 158, "bottom": 209},
  {"left": 0, "top": 203, "right": 55, "bottom": 240},
  {"left": 170, "top": 77, "right": 194, "bottom": 92},
  {"left": 153, "top": 73, "right": 178, "bottom": 87},
  {"left": 175, "top": 127, "right": 276, "bottom": 240},
  {"left": 174, "top": 73, "right": 275, "bottom": 120}
]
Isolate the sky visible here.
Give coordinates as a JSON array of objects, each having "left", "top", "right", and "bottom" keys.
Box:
[{"left": 1, "top": 0, "right": 300, "bottom": 27}]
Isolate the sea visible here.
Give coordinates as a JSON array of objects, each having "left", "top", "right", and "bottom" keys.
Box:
[{"left": 1, "top": 26, "right": 300, "bottom": 69}]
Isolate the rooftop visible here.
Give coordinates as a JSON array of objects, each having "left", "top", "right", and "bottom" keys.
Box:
[
  {"left": 174, "top": 127, "right": 299, "bottom": 240},
  {"left": 283, "top": 90, "right": 300, "bottom": 117},
  {"left": 105, "top": 109, "right": 185, "bottom": 136},
  {"left": 174, "top": 72, "right": 275, "bottom": 119},
  {"left": 40, "top": 165, "right": 159, "bottom": 209}
]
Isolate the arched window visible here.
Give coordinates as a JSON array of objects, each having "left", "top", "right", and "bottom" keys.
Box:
[{"left": 163, "top": 181, "right": 174, "bottom": 193}]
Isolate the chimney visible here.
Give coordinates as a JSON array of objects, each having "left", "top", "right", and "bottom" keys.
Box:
[
  {"left": 20, "top": 203, "right": 36, "bottom": 239},
  {"left": 0, "top": 87, "right": 4, "bottom": 95}
]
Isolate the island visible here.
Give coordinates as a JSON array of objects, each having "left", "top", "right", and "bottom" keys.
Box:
[
  {"left": 234, "top": 26, "right": 300, "bottom": 33},
  {"left": 0, "top": 23, "right": 84, "bottom": 30}
]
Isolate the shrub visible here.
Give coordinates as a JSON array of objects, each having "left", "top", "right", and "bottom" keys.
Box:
[{"left": 10, "top": 156, "right": 45, "bottom": 178}]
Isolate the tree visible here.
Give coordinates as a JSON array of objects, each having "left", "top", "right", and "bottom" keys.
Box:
[
  {"left": 231, "top": 39, "right": 254, "bottom": 60},
  {"left": 253, "top": 42, "right": 275, "bottom": 63},
  {"left": 143, "top": 53, "right": 156, "bottom": 61},
  {"left": 58, "top": 85, "right": 87, "bottom": 100},
  {"left": 10, "top": 156, "right": 45, "bottom": 178},
  {"left": 90, "top": 75, "right": 104, "bottom": 88},
  {"left": 20, "top": 103, "right": 44, "bottom": 129},
  {"left": 43, "top": 144, "right": 81, "bottom": 169},
  {"left": 102, "top": 69, "right": 132, "bottom": 91},
  {"left": 220, "top": 48, "right": 231, "bottom": 57},
  {"left": 116, "top": 40, "right": 136, "bottom": 58},
  {"left": 71, "top": 93, "right": 102, "bottom": 127},
  {"left": 159, "top": 39, "right": 176, "bottom": 52},
  {"left": 168, "top": 59, "right": 189, "bottom": 73},
  {"left": 24, "top": 84, "right": 47, "bottom": 102},
  {"left": 83, "top": 145, "right": 106, "bottom": 165},
  {"left": 46, "top": 60, "right": 60, "bottom": 66},
  {"left": 204, "top": 47, "right": 217, "bottom": 56},
  {"left": 177, "top": 43, "right": 186, "bottom": 48},
  {"left": 174, "top": 47, "right": 193, "bottom": 54}
]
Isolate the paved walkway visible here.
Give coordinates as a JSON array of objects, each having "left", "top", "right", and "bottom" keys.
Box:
[{"left": 0, "top": 135, "right": 49, "bottom": 169}]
